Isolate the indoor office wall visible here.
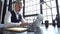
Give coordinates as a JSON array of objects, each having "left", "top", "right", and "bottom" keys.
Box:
[
  {"left": 0, "top": 0, "right": 2, "bottom": 24},
  {"left": 1, "top": 0, "right": 5, "bottom": 24},
  {"left": 25, "top": 0, "right": 40, "bottom": 23},
  {"left": 1, "top": 0, "right": 8, "bottom": 24}
]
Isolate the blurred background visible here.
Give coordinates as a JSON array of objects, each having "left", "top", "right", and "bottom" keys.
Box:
[{"left": 0, "top": 0, "right": 60, "bottom": 34}]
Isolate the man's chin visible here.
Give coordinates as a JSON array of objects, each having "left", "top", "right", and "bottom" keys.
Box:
[{"left": 18, "top": 10, "right": 21, "bottom": 11}]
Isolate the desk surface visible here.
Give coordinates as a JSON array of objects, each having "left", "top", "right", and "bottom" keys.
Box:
[{"left": 5, "top": 27, "right": 27, "bottom": 33}]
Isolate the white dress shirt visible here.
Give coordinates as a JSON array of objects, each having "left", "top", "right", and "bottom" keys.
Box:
[{"left": 4, "top": 11, "right": 26, "bottom": 27}]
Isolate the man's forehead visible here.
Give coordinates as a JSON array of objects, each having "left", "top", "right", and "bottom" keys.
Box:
[
  {"left": 15, "top": 2, "right": 22, "bottom": 5},
  {"left": 13, "top": 1, "right": 24, "bottom": 7},
  {"left": 15, "top": 3, "right": 22, "bottom": 7},
  {"left": 15, "top": 4, "right": 23, "bottom": 7},
  {"left": 15, "top": 2, "right": 23, "bottom": 6}
]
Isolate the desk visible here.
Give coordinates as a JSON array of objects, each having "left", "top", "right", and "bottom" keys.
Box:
[
  {"left": 3, "top": 27, "right": 28, "bottom": 34},
  {"left": 5, "top": 27, "right": 27, "bottom": 33}
]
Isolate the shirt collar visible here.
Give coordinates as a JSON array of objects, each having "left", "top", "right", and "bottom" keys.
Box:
[{"left": 14, "top": 10, "right": 20, "bottom": 15}]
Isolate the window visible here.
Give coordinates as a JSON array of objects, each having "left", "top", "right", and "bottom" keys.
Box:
[
  {"left": 58, "top": 0, "right": 60, "bottom": 13},
  {"left": 25, "top": 16, "right": 37, "bottom": 23},
  {"left": 24, "top": 0, "right": 57, "bottom": 23},
  {"left": 58, "top": 0, "right": 60, "bottom": 6},
  {"left": 42, "top": 0, "right": 57, "bottom": 23},
  {"left": 25, "top": 0, "right": 40, "bottom": 23}
]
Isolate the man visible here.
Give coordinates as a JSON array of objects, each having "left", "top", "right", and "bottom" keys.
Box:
[
  {"left": 4, "top": 1, "right": 27, "bottom": 27},
  {"left": 4, "top": 1, "right": 27, "bottom": 34}
]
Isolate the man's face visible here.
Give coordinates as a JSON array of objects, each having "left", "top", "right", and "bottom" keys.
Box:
[{"left": 15, "top": 3, "right": 22, "bottom": 13}]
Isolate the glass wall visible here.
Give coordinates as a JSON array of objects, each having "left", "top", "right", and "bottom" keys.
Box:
[
  {"left": 24, "top": 0, "right": 57, "bottom": 23},
  {"left": 25, "top": 0, "right": 40, "bottom": 23},
  {"left": 58, "top": 0, "right": 60, "bottom": 13},
  {"left": 42, "top": 0, "right": 57, "bottom": 23}
]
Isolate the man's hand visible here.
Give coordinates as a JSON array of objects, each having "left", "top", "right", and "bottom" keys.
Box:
[{"left": 20, "top": 23, "right": 27, "bottom": 26}]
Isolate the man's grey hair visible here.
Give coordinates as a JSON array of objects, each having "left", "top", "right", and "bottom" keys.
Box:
[
  {"left": 13, "top": 1, "right": 24, "bottom": 6},
  {"left": 12, "top": 1, "right": 23, "bottom": 10}
]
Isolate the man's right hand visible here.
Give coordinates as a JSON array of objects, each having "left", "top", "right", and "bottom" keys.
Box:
[{"left": 20, "top": 23, "right": 27, "bottom": 27}]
